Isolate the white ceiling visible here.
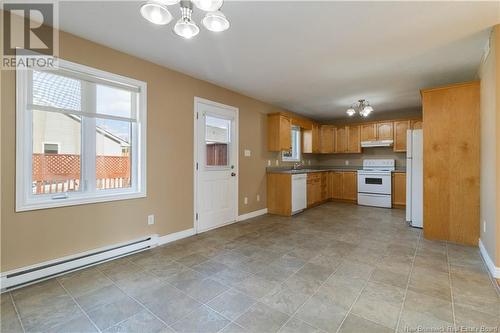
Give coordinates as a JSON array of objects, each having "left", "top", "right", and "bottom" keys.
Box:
[{"left": 58, "top": 1, "right": 499, "bottom": 120}]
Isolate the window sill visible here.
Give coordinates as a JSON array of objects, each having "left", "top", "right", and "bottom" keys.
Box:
[{"left": 16, "top": 190, "right": 146, "bottom": 212}]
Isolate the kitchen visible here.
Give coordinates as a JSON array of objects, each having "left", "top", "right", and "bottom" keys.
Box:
[{"left": 266, "top": 81, "right": 478, "bottom": 247}]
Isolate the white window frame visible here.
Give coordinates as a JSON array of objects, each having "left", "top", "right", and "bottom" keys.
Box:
[
  {"left": 282, "top": 126, "right": 301, "bottom": 162},
  {"left": 16, "top": 56, "right": 147, "bottom": 212}
]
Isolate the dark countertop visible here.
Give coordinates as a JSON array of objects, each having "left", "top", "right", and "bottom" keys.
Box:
[{"left": 266, "top": 166, "right": 406, "bottom": 174}]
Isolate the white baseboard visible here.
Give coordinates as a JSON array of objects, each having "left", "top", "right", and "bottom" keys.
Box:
[
  {"left": 157, "top": 228, "right": 195, "bottom": 246},
  {"left": 479, "top": 239, "right": 500, "bottom": 279},
  {"left": 237, "top": 208, "right": 268, "bottom": 222}
]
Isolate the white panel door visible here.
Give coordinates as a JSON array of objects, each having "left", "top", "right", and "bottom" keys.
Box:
[{"left": 195, "top": 98, "right": 238, "bottom": 233}]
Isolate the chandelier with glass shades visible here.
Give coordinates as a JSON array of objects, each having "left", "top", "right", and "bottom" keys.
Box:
[
  {"left": 346, "top": 99, "right": 374, "bottom": 117},
  {"left": 140, "top": 0, "right": 229, "bottom": 39}
]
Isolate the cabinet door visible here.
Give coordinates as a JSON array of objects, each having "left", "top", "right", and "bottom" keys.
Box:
[
  {"left": 335, "top": 126, "right": 348, "bottom": 153},
  {"left": 393, "top": 121, "right": 410, "bottom": 152},
  {"left": 312, "top": 124, "right": 321, "bottom": 153},
  {"left": 347, "top": 125, "right": 361, "bottom": 153},
  {"left": 392, "top": 172, "right": 406, "bottom": 207},
  {"left": 342, "top": 172, "right": 357, "bottom": 201},
  {"left": 377, "top": 122, "right": 394, "bottom": 140},
  {"left": 320, "top": 126, "right": 335, "bottom": 153},
  {"left": 330, "top": 172, "right": 343, "bottom": 199},
  {"left": 360, "top": 123, "right": 377, "bottom": 141},
  {"left": 307, "top": 178, "right": 315, "bottom": 207},
  {"left": 267, "top": 114, "right": 291, "bottom": 151},
  {"left": 320, "top": 172, "right": 329, "bottom": 201}
]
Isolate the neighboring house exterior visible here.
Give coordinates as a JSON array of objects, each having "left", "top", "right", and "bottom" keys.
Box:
[{"left": 33, "top": 112, "right": 129, "bottom": 156}]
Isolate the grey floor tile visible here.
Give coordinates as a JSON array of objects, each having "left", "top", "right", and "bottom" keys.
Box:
[
  {"left": 50, "top": 314, "right": 99, "bottom": 333},
  {"left": 338, "top": 313, "right": 392, "bottom": 333},
  {"left": 454, "top": 303, "right": 500, "bottom": 330},
  {"left": 220, "top": 322, "right": 248, "bottom": 333},
  {"left": 207, "top": 289, "right": 256, "bottom": 321},
  {"left": 86, "top": 294, "right": 142, "bottom": 330},
  {"left": 295, "top": 293, "right": 347, "bottom": 333},
  {"left": 351, "top": 281, "right": 405, "bottom": 329},
  {"left": 76, "top": 284, "right": 127, "bottom": 312},
  {"left": 319, "top": 275, "right": 366, "bottom": 309},
  {"left": 171, "top": 305, "right": 230, "bottom": 333},
  {"left": 234, "top": 275, "right": 280, "bottom": 299},
  {"left": 58, "top": 267, "right": 113, "bottom": 298},
  {"left": 279, "top": 317, "right": 321, "bottom": 333},
  {"left": 261, "top": 284, "right": 311, "bottom": 315},
  {"left": 104, "top": 310, "right": 173, "bottom": 333},
  {"left": 176, "top": 253, "right": 210, "bottom": 267},
  {"left": 20, "top": 297, "right": 83, "bottom": 333},
  {"left": 236, "top": 302, "right": 289, "bottom": 333},
  {"left": 182, "top": 277, "right": 229, "bottom": 303},
  {"left": 333, "top": 261, "right": 375, "bottom": 281}
]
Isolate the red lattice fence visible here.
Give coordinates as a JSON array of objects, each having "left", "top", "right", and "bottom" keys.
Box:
[{"left": 32, "top": 154, "right": 130, "bottom": 194}]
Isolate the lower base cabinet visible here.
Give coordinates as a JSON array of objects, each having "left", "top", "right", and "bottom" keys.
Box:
[
  {"left": 329, "top": 171, "right": 357, "bottom": 202},
  {"left": 392, "top": 172, "right": 406, "bottom": 207}
]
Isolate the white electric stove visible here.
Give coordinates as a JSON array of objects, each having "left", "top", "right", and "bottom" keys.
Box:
[{"left": 357, "top": 159, "right": 395, "bottom": 208}]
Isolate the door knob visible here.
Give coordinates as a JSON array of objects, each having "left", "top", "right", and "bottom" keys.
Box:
[{"left": 231, "top": 172, "right": 236, "bottom": 177}]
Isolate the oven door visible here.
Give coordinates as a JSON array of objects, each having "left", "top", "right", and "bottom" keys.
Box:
[{"left": 357, "top": 172, "right": 391, "bottom": 195}]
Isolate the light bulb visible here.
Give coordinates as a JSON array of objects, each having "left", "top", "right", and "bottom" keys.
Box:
[
  {"left": 346, "top": 108, "right": 356, "bottom": 116},
  {"left": 202, "top": 11, "right": 229, "bottom": 32},
  {"left": 140, "top": 1, "right": 172, "bottom": 25},
  {"left": 363, "top": 105, "right": 373, "bottom": 115},
  {"left": 193, "top": 0, "right": 223, "bottom": 11},
  {"left": 174, "top": 18, "right": 200, "bottom": 38}
]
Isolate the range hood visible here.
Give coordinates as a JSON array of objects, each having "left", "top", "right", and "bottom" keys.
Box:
[{"left": 361, "top": 140, "right": 394, "bottom": 148}]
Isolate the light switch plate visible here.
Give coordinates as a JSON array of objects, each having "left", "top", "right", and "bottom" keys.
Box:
[
  {"left": 244, "top": 149, "right": 251, "bottom": 157},
  {"left": 148, "top": 214, "right": 155, "bottom": 225}
]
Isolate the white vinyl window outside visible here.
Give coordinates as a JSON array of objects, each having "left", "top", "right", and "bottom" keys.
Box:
[
  {"left": 282, "top": 126, "right": 301, "bottom": 162},
  {"left": 16, "top": 57, "right": 147, "bottom": 211}
]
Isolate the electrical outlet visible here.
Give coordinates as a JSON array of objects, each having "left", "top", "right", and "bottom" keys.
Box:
[
  {"left": 244, "top": 197, "right": 248, "bottom": 205},
  {"left": 148, "top": 214, "right": 155, "bottom": 225},
  {"left": 345, "top": 160, "right": 349, "bottom": 166},
  {"left": 275, "top": 160, "right": 279, "bottom": 166},
  {"left": 308, "top": 160, "right": 311, "bottom": 165},
  {"left": 483, "top": 220, "right": 486, "bottom": 233},
  {"left": 244, "top": 149, "right": 251, "bottom": 157},
  {"left": 257, "top": 194, "right": 260, "bottom": 202},
  {"left": 267, "top": 160, "right": 271, "bottom": 166}
]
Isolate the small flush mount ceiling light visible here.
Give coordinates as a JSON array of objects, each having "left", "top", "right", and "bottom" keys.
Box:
[
  {"left": 140, "top": 0, "right": 229, "bottom": 38},
  {"left": 174, "top": 1, "right": 199, "bottom": 39},
  {"left": 346, "top": 99, "right": 374, "bottom": 117},
  {"left": 140, "top": 0, "right": 173, "bottom": 25},
  {"left": 202, "top": 10, "right": 229, "bottom": 32}
]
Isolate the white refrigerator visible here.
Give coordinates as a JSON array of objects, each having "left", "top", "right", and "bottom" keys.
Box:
[{"left": 406, "top": 129, "right": 423, "bottom": 228}]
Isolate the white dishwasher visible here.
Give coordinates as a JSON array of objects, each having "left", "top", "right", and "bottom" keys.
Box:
[{"left": 291, "top": 174, "right": 307, "bottom": 215}]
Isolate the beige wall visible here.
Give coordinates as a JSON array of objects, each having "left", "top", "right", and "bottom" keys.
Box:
[
  {"left": 479, "top": 25, "right": 500, "bottom": 268},
  {"left": 0, "top": 29, "right": 290, "bottom": 272},
  {"left": 479, "top": 26, "right": 498, "bottom": 265}
]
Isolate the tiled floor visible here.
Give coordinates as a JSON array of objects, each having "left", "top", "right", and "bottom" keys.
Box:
[{"left": 1, "top": 203, "right": 499, "bottom": 333}]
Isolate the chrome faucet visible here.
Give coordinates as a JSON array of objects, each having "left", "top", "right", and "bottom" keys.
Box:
[{"left": 292, "top": 162, "right": 303, "bottom": 170}]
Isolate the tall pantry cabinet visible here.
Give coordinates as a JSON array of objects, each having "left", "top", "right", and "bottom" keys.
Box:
[{"left": 421, "top": 81, "right": 480, "bottom": 246}]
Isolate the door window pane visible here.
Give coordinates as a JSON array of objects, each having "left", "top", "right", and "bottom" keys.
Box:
[
  {"left": 96, "top": 84, "right": 133, "bottom": 118},
  {"left": 205, "top": 115, "right": 230, "bottom": 167},
  {"left": 32, "top": 110, "right": 81, "bottom": 194},
  {"left": 96, "top": 118, "right": 132, "bottom": 190},
  {"left": 32, "top": 71, "right": 82, "bottom": 111}
]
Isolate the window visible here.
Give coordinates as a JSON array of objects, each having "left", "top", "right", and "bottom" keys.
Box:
[
  {"left": 16, "top": 57, "right": 147, "bottom": 211},
  {"left": 43, "top": 143, "right": 60, "bottom": 154},
  {"left": 282, "top": 126, "right": 301, "bottom": 162},
  {"left": 205, "top": 115, "right": 231, "bottom": 167}
]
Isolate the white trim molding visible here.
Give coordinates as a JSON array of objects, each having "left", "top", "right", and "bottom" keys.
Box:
[
  {"left": 157, "top": 228, "right": 196, "bottom": 246},
  {"left": 237, "top": 208, "right": 268, "bottom": 222},
  {"left": 479, "top": 239, "right": 500, "bottom": 279}
]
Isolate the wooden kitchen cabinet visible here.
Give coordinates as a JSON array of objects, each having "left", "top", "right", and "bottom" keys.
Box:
[
  {"left": 347, "top": 125, "right": 361, "bottom": 153},
  {"left": 321, "top": 172, "right": 329, "bottom": 201},
  {"left": 320, "top": 125, "right": 335, "bottom": 153},
  {"left": 335, "top": 126, "right": 348, "bottom": 153},
  {"left": 422, "top": 81, "right": 479, "bottom": 246},
  {"left": 267, "top": 173, "right": 292, "bottom": 216},
  {"left": 377, "top": 122, "right": 394, "bottom": 140},
  {"left": 411, "top": 120, "right": 423, "bottom": 129},
  {"left": 307, "top": 173, "right": 322, "bottom": 207},
  {"left": 361, "top": 123, "right": 377, "bottom": 142},
  {"left": 330, "top": 172, "right": 343, "bottom": 199},
  {"left": 303, "top": 123, "right": 321, "bottom": 154},
  {"left": 392, "top": 172, "right": 406, "bottom": 207},
  {"left": 342, "top": 172, "right": 357, "bottom": 202},
  {"left": 267, "top": 114, "right": 291, "bottom": 151},
  {"left": 393, "top": 120, "right": 410, "bottom": 152}
]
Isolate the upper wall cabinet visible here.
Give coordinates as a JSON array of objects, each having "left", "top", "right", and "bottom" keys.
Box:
[
  {"left": 393, "top": 120, "right": 410, "bottom": 152},
  {"left": 335, "top": 126, "right": 348, "bottom": 153},
  {"left": 347, "top": 125, "right": 361, "bottom": 153},
  {"left": 361, "top": 123, "right": 377, "bottom": 141},
  {"left": 320, "top": 125, "right": 335, "bottom": 154},
  {"left": 377, "top": 122, "right": 394, "bottom": 140},
  {"left": 267, "top": 113, "right": 291, "bottom": 151},
  {"left": 303, "top": 123, "right": 321, "bottom": 154}
]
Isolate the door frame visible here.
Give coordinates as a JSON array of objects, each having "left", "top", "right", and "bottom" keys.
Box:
[{"left": 193, "top": 97, "right": 239, "bottom": 234}]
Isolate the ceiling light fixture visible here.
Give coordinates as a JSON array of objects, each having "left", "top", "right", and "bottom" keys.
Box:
[
  {"left": 346, "top": 99, "right": 374, "bottom": 117},
  {"left": 140, "top": 0, "right": 229, "bottom": 39}
]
